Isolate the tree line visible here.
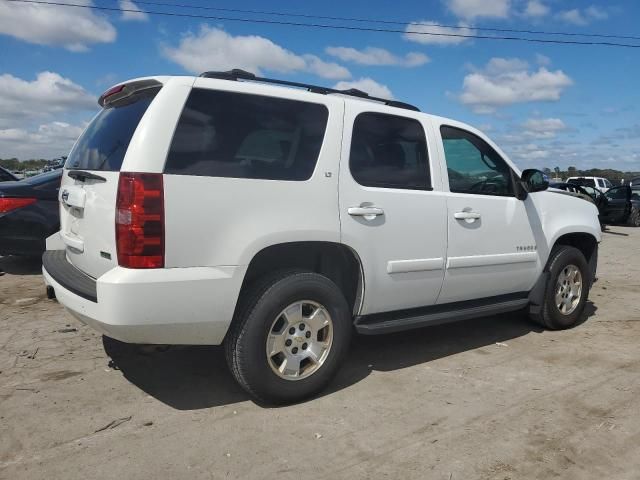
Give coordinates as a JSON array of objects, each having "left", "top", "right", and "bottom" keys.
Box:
[
  {"left": 542, "top": 167, "right": 639, "bottom": 184},
  {"left": 0, "top": 158, "right": 65, "bottom": 172}
]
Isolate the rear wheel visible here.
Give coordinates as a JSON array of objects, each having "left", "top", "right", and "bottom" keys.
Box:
[
  {"left": 225, "top": 270, "right": 351, "bottom": 404},
  {"left": 627, "top": 206, "right": 640, "bottom": 227},
  {"left": 530, "top": 246, "right": 590, "bottom": 330}
]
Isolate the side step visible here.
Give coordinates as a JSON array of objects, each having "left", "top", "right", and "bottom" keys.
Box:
[{"left": 354, "top": 293, "right": 529, "bottom": 335}]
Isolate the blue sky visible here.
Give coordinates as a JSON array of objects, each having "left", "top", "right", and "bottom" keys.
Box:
[{"left": 0, "top": 0, "right": 639, "bottom": 171}]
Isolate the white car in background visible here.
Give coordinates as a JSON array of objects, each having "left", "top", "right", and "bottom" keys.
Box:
[
  {"left": 43, "top": 70, "right": 601, "bottom": 404},
  {"left": 567, "top": 176, "right": 613, "bottom": 193}
]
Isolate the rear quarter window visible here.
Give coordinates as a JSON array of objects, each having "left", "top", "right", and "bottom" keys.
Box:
[{"left": 164, "top": 89, "right": 329, "bottom": 181}]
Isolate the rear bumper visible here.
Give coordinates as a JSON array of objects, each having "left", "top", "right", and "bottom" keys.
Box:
[{"left": 42, "top": 250, "right": 246, "bottom": 345}]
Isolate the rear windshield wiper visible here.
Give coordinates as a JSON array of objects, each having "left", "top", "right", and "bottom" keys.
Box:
[{"left": 67, "top": 170, "right": 107, "bottom": 182}]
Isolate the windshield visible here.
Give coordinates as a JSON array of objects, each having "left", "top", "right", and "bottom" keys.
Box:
[{"left": 65, "top": 89, "right": 159, "bottom": 171}]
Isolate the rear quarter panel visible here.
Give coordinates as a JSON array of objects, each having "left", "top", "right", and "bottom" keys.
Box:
[{"left": 162, "top": 80, "right": 345, "bottom": 268}]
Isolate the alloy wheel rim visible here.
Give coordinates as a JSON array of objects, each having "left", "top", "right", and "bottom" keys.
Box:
[
  {"left": 555, "top": 264, "right": 583, "bottom": 315},
  {"left": 266, "top": 300, "right": 334, "bottom": 381}
]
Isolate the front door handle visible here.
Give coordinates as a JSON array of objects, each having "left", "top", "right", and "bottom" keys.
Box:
[
  {"left": 454, "top": 211, "right": 481, "bottom": 222},
  {"left": 348, "top": 206, "right": 384, "bottom": 220}
]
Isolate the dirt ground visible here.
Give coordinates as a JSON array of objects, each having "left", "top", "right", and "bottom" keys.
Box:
[{"left": 1, "top": 226, "right": 639, "bottom": 480}]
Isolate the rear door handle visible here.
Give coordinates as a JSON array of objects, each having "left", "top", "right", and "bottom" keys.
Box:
[
  {"left": 454, "top": 211, "right": 481, "bottom": 222},
  {"left": 348, "top": 206, "right": 384, "bottom": 220}
]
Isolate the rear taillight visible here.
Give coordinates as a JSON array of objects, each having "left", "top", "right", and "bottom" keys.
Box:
[
  {"left": 0, "top": 197, "right": 36, "bottom": 213},
  {"left": 115, "top": 173, "right": 164, "bottom": 269}
]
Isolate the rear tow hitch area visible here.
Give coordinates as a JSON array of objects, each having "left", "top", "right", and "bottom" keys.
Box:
[{"left": 46, "top": 285, "right": 56, "bottom": 300}]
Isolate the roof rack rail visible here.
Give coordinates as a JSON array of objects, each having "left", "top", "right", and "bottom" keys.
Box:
[{"left": 199, "top": 69, "right": 420, "bottom": 112}]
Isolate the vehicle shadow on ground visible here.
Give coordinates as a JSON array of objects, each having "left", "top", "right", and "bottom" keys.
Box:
[
  {"left": 0, "top": 255, "right": 42, "bottom": 275},
  {"left": 602, "top": 229, "right": 629, "bottom": 236},
  {"left": 103, "top": 303, "right": 597, "bottom": 410}
]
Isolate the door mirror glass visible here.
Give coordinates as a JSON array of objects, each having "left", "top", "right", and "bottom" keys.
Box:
[{"left": 521, "top": 169, "right": 549, "bottom": 193}]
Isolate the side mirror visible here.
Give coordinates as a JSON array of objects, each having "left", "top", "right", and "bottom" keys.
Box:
[{"left": 520, "top": 169, "right": 549, "bottom": 194}]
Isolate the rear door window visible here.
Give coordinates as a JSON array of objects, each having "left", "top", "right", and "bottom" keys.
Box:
[
  {"left": 349, "top": 112, "right": 431, "bottom": 190},
  {"left": 165, "top": 89, "right": 329, "bottom": 181},
  {"left": 66, "top": 89, "right": 159, "bottom": 171}
]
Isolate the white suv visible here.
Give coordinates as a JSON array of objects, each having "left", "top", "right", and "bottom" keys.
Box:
[{"left": 43, "top": 70, "right": 601, "bottom": 403}]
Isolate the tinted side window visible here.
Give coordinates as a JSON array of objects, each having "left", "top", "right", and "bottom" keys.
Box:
[
  {"left": 165, "top": 89, "right": 329, "bottom": 181},
  {"left": 440, "top": 126, "right": 514, "bottom": 196},
  {"left": 605, "top": 186, "right": 628, "bottom": 200},
  {"left": 0, "top": 168, "right": 14, "bottom": 181},
  {"left": 349, "top": 112, "right": 430, "bottom": 190}
]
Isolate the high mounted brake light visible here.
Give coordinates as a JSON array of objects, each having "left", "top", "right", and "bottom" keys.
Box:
[
  {"left": 98, "top": 79, "right": 163, "bottom": 107},
  {"left": 100, "top": 84, "right": 125, "bottom": 103},
  {"left": 115, "top": 173, "right": 164, "bottom": 269}
]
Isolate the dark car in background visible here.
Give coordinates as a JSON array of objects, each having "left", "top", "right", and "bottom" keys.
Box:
[
  {"left": 0, "top": 166, "right": 19, "bottom": 182},
  {"left": 0, "top": 169, "right": 62, "bottom": 256},
  {"left": 602, "top": 185, "right": 640, "bottom": 227}
]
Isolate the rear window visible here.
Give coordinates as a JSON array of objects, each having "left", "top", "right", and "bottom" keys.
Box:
[
  {"left": 164, "top": 89, "right": 329, "bottom": 181},
  {"left": 65, "top": 89, "right": 159, "bottom": 171},
  {"left": 568, "top": 178, "right": 596, "bottom": 188}
]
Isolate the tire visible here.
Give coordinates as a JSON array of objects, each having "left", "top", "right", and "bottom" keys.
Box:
[
  {"left": 225, "top": 270, "right": 352, "bottom": 404},
  {"left": 627, "top": 206, "right": 640, "bottom": 227},
  {"left": 529, "top": 246, "right": 590, "bottom": 330}
]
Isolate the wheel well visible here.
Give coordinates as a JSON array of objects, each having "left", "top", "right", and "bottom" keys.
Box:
[
  {"left": 553, "top": 233, "right": 598, "bottom": 262},
  {"left": 241, "top": 242, "right": 363, "bottom": 314}
]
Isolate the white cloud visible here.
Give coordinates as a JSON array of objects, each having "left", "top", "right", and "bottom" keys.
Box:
[
  {"left": 404, "top": 21, "right": 476, "bottom": 45},
  {"left": 0, "top": 72, "right": 96, "bottom": 128},
  {"left": 509, "top": 143, "right": 550, "bottom": 161},
  {"left": 325, "top": 46, "right": 429, "bottom": 67},
  {"left": 119, "top": 0, "right": 149, "bottom": 22},
  {"left": 0, "top": 121, "right": 86, "bottom": 159},
  {"left": 163, "top": 26, "right": 350, "bottom": 79},
  {"left": 523, "top": 0, "right": 549, "bottom": 18},
  {"left": 446, "top": 0, "right": 510, "bottom": 20},
  {"left": 558, "top": 6, "right": 608, "bottom": 26},
  {"left": 458, "top": 57, "right": 573, "bottom": 113},
  {"left": 333, "top": 78, "right": 394, "bottom": 99},
  {"left": 585, "top": 6, "right": 608, "bottom": 20},
  {"left": 0, "top": 0, "right": 116, "bottom": 51},
  {"left": 535, "top": 53, "right": 551, "bottom": 66},
  {"left": 522, "top": 118, "right": 568, "bottom": 138},
  {"left": 558, "top": 9, "right": 587, "bottom": 25},
  {"left": 302, "top": 55, "right": 351, "bottom": 80}
]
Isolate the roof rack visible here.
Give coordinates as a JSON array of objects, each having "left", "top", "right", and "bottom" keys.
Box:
[{"left": 199, "top": 69, "right": 420, "bottom": 112}]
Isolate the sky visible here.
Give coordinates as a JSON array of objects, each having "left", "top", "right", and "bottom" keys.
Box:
[{"left": 0, "top": 0, "right": 639, "bottom": 171}]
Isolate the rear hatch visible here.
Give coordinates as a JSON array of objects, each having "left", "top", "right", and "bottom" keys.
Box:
[{"left": 59, "top": 81, "right": 161, "bottom": 278}]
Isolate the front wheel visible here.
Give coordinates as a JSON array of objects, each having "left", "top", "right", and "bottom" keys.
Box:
[
  {"left": 530, "top": 246, "right": 590, "bottom": 330},
  {"left": 225, "top": 270, "right": 351, "bottom": 404}
]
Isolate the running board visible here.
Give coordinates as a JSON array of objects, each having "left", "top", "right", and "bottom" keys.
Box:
[{"left": 354, "top": 293, "right": 529, "bottom": 335}]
